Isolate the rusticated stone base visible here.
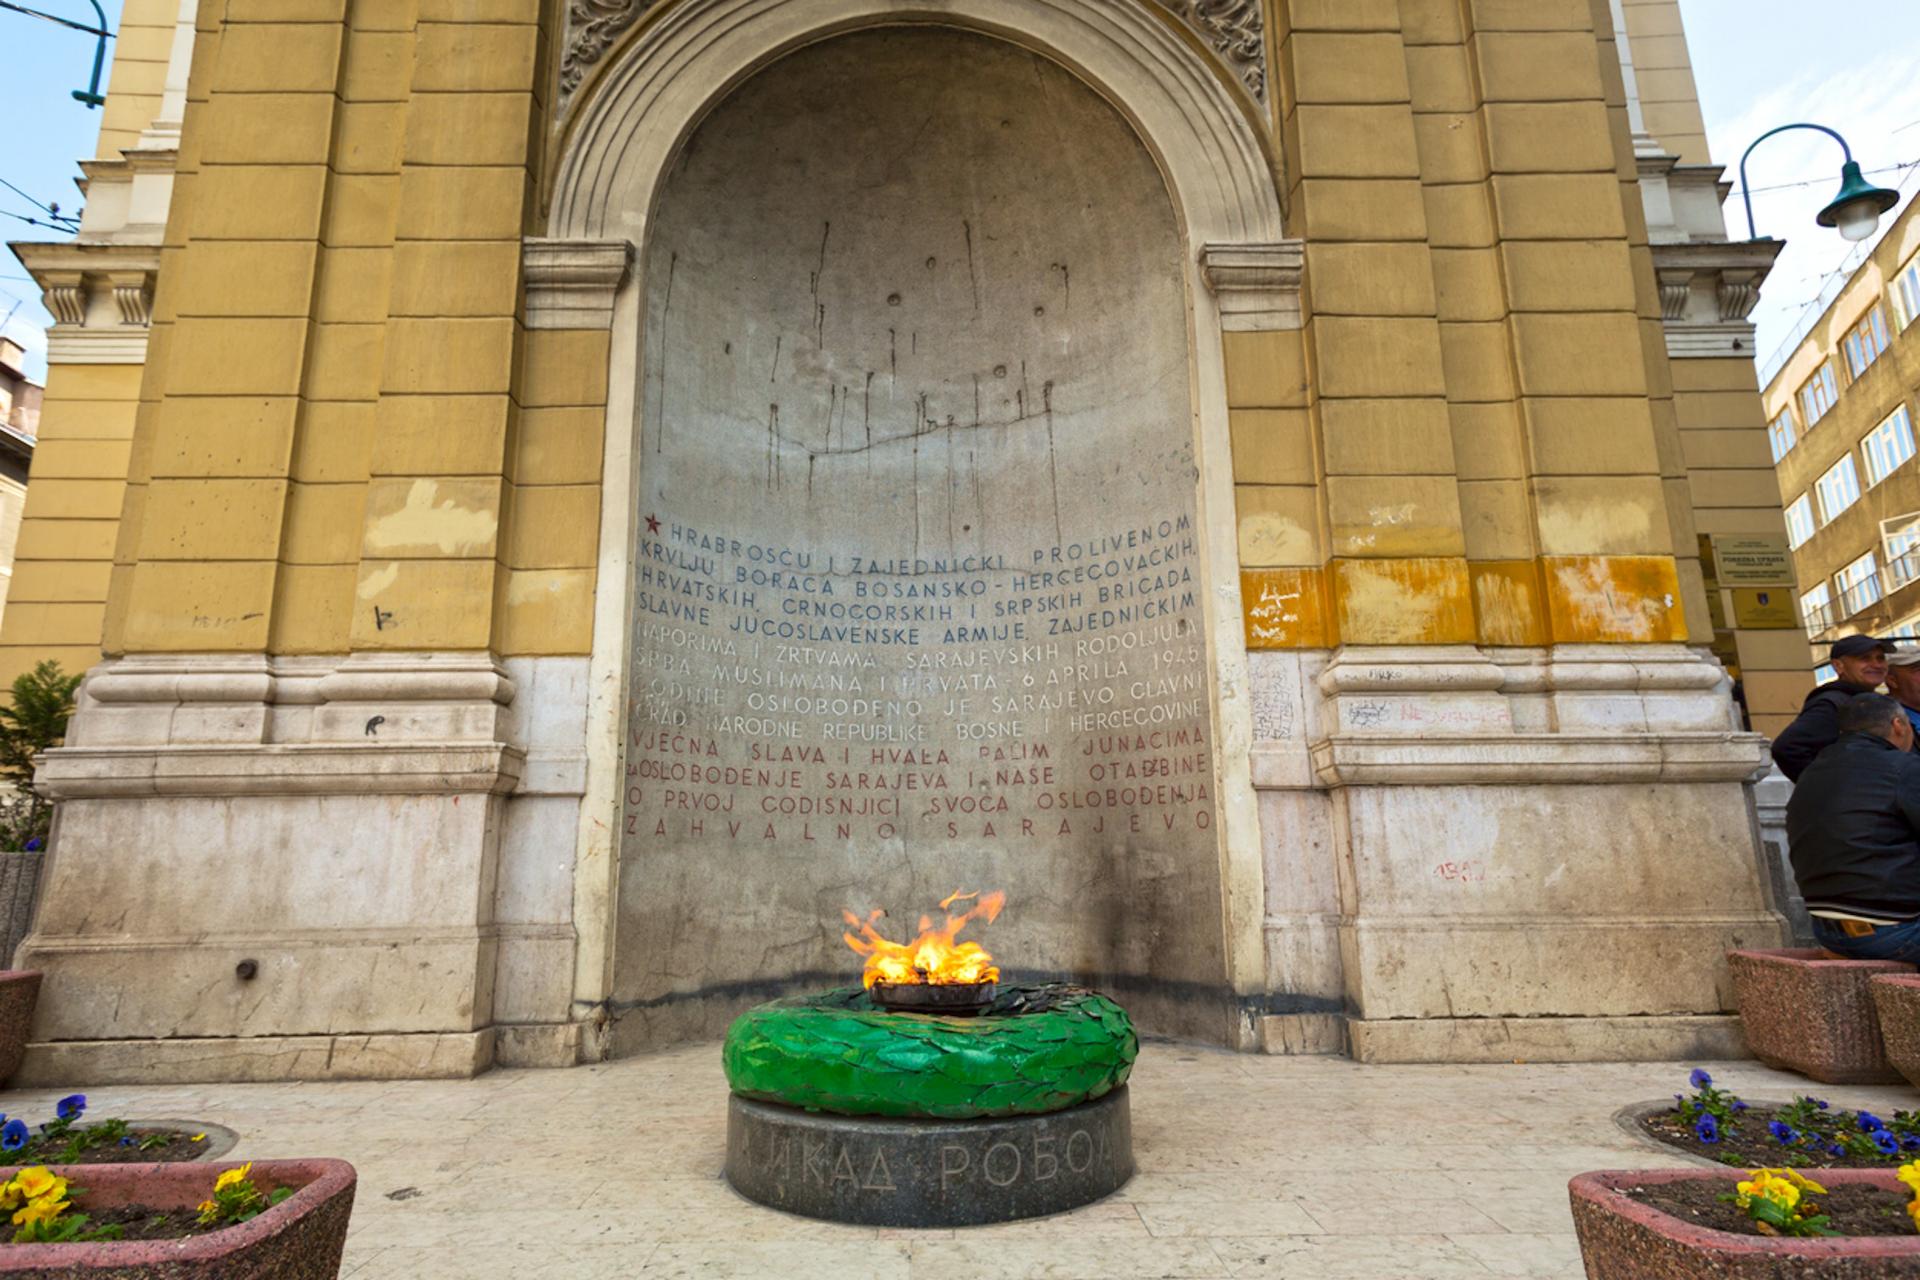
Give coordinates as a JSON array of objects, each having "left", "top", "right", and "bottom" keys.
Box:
[
  {"left": 16, "top": 1030, "right": 494, "bottom": 1086},
  {"left": 1347, "top": 1013, "right": 1748, "bottom": 1064},
  {"left": 725, "top": 1088, "right": 1132, "bottom": 1226}
]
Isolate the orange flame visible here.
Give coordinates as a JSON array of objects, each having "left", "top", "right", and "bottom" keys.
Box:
[{"left": 841, "top": 889, "right": 1006, "bottom": 987}]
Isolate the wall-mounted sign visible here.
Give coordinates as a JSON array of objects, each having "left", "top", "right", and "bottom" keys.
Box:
[
  {"left": 1731, "top": 588, "right": 1799, "bottom": 630},
  {"left": 1711, "top": 534, "right": 1794, "bottom": 587}
]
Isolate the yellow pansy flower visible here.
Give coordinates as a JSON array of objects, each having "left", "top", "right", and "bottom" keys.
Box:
[
  {"left": 190, "top": 1134, "right": 205, "bottom": 1143},
  {"left": 1734, "top": 1171, "right": 1800, "bottom": 1212},
  {"left": 10, "top": 1168, "right": 60, "bottom": 1204},
  {"left": 1761, "top": 1168, "right": 1827, "bottom": 1196},
  {"left": 12, "top": 1197, "right": 65, "bottom": 1228},
  {"left": 212, "top": 1163, "right": 252, "bottom": 1194}
]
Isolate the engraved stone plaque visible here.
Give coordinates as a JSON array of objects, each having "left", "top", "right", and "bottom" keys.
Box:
[
  {"left": 725, "top": 1090, "right": 1133, "bottom": 1226},
  {"left": 616, "top": 29, "right": 1226, "bottom": 1049}
]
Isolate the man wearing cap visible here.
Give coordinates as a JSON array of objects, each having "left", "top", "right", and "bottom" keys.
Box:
[
  {"left": 1787, "top": 694, "right": 1920, "bottom": 961},
  {"left": 1882, "top": 646, "right": 1920, "bottom": 745},
  {"left": 1770, "top": 634, "right": 1895, "bottom": 782}
]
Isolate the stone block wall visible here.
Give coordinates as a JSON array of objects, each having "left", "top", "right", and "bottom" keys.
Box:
[{"left": 0, "top": 0, "right": 1792, "bottom": 1076}]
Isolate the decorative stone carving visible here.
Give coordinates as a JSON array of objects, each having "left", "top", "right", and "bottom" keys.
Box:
[
  {"left": 560, "top": 0, "right": 660, "bottom": 99},
  {"left": 1199, "top": 241, "right": 1304, "bottom": 331},
  {"left": 1656, "top": 269, "right": 1692, "bottom": 322},
  {"left": 522, "top": 238, "right": 633, "bottom": 330},
  {"left": 109, "top": 271, "right": 152, "bottom": 326},
  {"left": 559, "top": 0, "right": 1268, "bottom": 106},
  {"left": 1149, "top": 0, "right": 1266, "bottom": 101},
  {"left": 1649, "top": 240, "right": 1783, "bottom": 360},
  {"left": 41, "top": 273, "right": 84, "bottom": 326},
  {"left": 17, "top": 248, "right": 162, "bottom": 362},
  {"left": 1717, "top": 269, "right": 1761, "bottom": 323}
]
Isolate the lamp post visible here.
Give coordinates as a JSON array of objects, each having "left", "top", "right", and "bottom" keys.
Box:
[
  {"left": 1739, "top": 123, "right": 1901, "bottom": 244},
  {"left": 0, "top": 0, "right": 112, "bottom": 107},
  {"left": 68, "top": 0, "right": 108, "bottom": 107}
]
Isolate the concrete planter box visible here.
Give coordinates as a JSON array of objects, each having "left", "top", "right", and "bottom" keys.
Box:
[
  {"left": 0, "top": 970, "right": 39, "bottom": 1088},
  {"left": 1571, "top": 1169, "right": 1920, "bottom": 1277},
  {"left": 1872, "top": 974, "right": 1920, "bottom": 1091},
  {"left": 0, "top": 1158, "right": 354, "bottom": 1278},
  {"left": 1727, "top": 948, "right": 1911, "bottom": 1084},
  {"left": 0, "top": 852, "right": 42, "bottom": 970}
]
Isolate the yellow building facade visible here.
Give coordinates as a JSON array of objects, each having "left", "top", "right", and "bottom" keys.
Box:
[
  {"left": 1764, "top": 195, "right": 1920, "bottom": 672},
  {"left": 4, "top": 0, "right": 1804, "bottom": 1080}
]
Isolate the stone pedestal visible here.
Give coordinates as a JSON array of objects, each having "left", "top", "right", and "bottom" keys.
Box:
[
  {"left": 16, "top": 651, "right": 590, "bottom": 1082},
  {"left": 725, "top": 1089, "right": 1133, "bottom": 1226},
  {"left": 1250, "top": 642, "right": 1787, "bottom": 1063}
]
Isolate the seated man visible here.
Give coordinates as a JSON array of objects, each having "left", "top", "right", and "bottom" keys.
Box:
[
  {"left": 1884, "top": 647, "right": 1920, "bottom": 744},
  {"left": 1787, "top": 694, "right": 1920, "bottom": 962},
  {"left": 1771, "top": 634, "right": 1895, "bottom": 781}
]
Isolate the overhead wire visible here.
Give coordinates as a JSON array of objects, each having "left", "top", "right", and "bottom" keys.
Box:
[
  {"left": 0, "top": 0, "right": 108, "bottom": 36},
  {"left": 0, "top": 177, "right": 74, "bottom": 225}
]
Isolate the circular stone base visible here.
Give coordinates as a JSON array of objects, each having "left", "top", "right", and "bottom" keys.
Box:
[{"left": 725, "top": 1087, "right": 1132, "bottom": 1226}]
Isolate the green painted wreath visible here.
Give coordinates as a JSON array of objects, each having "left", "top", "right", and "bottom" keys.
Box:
[{"left": 722, "top": 984, "right": 1138, "bottom": 1119}]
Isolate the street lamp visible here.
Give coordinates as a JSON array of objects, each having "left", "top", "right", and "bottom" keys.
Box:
[
  {"left": 1739, "top": 123, "right": 1901, "bottom": 244},
  {"left": 68, "top": 0, "right": 108, "bottom": 107},
  {"left": 0, "top": 0, "right": 111, "bottom": 107}
]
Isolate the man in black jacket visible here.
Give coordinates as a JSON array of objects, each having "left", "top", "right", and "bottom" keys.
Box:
[
  {"left": 1786, "top": 694, "right": 1920, "bottom": 962},
  {"left": 1771, "top": 634, "right": 1896, "bottom": 781}
]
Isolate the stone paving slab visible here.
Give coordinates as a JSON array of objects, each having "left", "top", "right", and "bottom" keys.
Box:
[{"left": 2, "top": 1046, "right": 1913, "bottom": 1278}]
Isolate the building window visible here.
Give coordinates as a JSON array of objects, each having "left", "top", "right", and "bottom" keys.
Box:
[
  {"left": 1890, "top": 526, "right": 1920, "bottom": 590},
  {"left": 1801, "top": 361, "right": 1840, "bottom": 425},
  {"left": 1814, "top": 662, "right": 1838, "bottom": 684},
  {"left": 1843, "top": 307, "right": 1893, "bottom": 379},
  {"left": 1816, "top": 455, "right": 1861, "bottom": 524},
  {"left": 1769, "top": 408, "right": 1797, "bottom": 462},
  {"left": 1894, "top": 255, "right": 1920, "bottom": 332},
  {"left": 1837, "top": 551, "right": 1883, "bottom": 617},
  {"left": 1786, "top": 494, "right": 1817, "bottom": 549},
  {"left": 1864, "top": 405, "right": 1917, "bottom": 487},
  {"left": 1802, "top": 581, "right": 1833, "bottom": 630}
]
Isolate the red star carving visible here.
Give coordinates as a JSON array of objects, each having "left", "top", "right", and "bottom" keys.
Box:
[{"left": 645, "top": 514, "right": 662, "bottom": 535}]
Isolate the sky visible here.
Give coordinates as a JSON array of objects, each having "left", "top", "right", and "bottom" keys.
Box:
[
  {"left": 0, "top": 0, "right": 122, "bottom": 382},
  {"left": 1679, "top": 0, "right": 1920, "bottom": 377},
  {"left": 0, "top": 2, "right": 1915, "bottom": 386}
]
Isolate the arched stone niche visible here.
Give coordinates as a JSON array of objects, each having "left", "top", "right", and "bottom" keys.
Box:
[{"left": 547, "top": 1, "right": 1290, "bottom": 1054}]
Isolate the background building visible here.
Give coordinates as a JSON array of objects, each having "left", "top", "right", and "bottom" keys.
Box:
[
  {"left": 0, "top": 338, "right": 41, "bottom": 638},
  {"left": 1764, "top": 193, "right": 1920, "bottom": 681},
  {"left": 0, "top": 0, "right": 1804, "bottom": 1082}
]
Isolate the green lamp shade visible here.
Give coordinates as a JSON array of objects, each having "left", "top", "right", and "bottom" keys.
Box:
[{"left": 1818, "top": 161, "right": 1901, "bottom": 242}]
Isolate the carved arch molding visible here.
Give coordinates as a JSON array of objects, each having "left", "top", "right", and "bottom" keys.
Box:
[{"left": 559, "top": 0, "right": 1267, "bottom": 106}]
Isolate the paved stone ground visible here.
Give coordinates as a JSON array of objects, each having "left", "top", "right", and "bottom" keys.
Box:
[{"left": 4, "top": 1046, "right": 1912, "bottom": 1278}]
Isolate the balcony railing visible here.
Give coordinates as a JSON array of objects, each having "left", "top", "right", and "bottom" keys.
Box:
[
  {"left": 1888, "top": 548, "right": 1920, "bottom": 594},
  {"left": 1841, "top": 577, "right": 1886, "bottom": 618}
]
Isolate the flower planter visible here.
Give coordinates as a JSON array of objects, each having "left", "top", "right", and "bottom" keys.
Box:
[
  {"left": 0, "top": 1158, "right": 354, "bottom": 1278},
  {"left": 1874, "top": 975, "right": 1920, "bottom": 1092},
  {"left": 0, "top": 971, "right": 40, "bottom": 1089},
  {"left": 0, "top": 853, "right": 43, "bottom": 970},
  {"left": 1727, "top": 948, "right": 1911, "bottom": 1084},
  {"left": 1571, "top": 1169, "right": 1920, "bottom": 1278}
]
